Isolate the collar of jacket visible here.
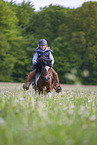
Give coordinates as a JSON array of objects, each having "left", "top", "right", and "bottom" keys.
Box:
[{"left": 37, "top": 47, "right": 53, "bottom": 53}]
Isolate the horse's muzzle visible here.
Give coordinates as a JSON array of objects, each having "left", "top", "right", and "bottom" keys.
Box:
[{"left": 44, "top": 77, "right": 50, "bottom": 82}]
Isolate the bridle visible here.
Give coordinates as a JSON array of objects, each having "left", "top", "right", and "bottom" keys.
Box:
[{"left": 41, "top": 65, "right": 51, "bottom": 82}]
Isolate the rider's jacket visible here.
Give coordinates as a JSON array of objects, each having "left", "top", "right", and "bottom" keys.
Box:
[{"left": 32, "top": 47, "right": 54, "bottom": 66}]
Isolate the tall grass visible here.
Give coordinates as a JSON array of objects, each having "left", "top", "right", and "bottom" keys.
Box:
[{"left": 0, "top": 83, "right": 97, "bottom": 145}]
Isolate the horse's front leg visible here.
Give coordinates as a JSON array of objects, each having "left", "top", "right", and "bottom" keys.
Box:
[
  {"left": 45, "top": 78, "right": 52, "bottom": 97},
  {"left": 38, "top": 88, "right": 44, "bottom": 95},
  {"left": 38, "top": 91, "right": 41, "bottom": 95},
  {"left": 37, "top": 78, "right": 44, "bottom": 95}
]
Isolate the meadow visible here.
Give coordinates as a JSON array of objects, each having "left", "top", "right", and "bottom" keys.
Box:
[{"left": 0, "top": 83, "right": 97, "bottom": 145}]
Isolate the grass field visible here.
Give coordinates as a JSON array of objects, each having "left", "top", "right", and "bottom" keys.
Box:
[{"left": 0, "top": 83, "right": 97, "bottom": 145}]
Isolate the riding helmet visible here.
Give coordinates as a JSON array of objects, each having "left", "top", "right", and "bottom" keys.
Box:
[{"left": 39, "top": 39, "right": 47, "bottom": 46}]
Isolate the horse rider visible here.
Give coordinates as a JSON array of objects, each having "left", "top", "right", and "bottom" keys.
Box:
[{"left": 23, "top": 39, "right": 62, "bottom": 93}]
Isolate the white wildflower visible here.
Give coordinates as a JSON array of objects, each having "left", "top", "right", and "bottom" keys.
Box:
[
  {"left": 48, "top": 92, "right": 51, "bottom": 98},
  {"left": 0, "top": 117, "right": 5, "bottom": 125},
  {"left": 14, "top": 99, "right": 19, "bottom": 104},
  {"left": 89, "top": 115, "right": 96, "bottom": 121},
  {"left": 68, "top": 109, "right": 74, "bottom": 115},
  {"left": 38, "top": 101, "right": 43, "bottom": 107},
  {"left": 80, "top": 106, "right": 84, "bottom": 110},
  {"left": 88, "top": 99, "right": 92, "bottom": 103},
  {"left": 19, "top": 97, "right": 25, "bottom": 101},
  {"left": 92, "top": 102, "right": 95, "bottom": 107},
  {"left": 59, "top": 103, "right": 62, "bottom": 105},
  {"left": 71, "top": 105, "right": 75, "bottom": 109},
  {"left": 1, "top": 91, "right": 4, "bottom": 95}
]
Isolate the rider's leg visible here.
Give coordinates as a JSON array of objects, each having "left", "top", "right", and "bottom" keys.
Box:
[
  {"left": 23, "top": 69, "right": 36, "bottom": 90},
  {"left": 51, "top": 68, "right": 62, "bottom": 93}
]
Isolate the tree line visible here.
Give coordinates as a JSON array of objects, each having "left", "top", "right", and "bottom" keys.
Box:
[{"left": 0, "top": 0, "right": 97, "bottom": 85}]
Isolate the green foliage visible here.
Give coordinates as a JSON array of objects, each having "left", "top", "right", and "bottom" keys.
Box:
[
  {"left": 9, "top": 0, "right": 35, "bottom": 28},
  {"left": 0, "top": 0, "right": 19, "bottom": 41},
  {"left": 12, "top": 35, "right": 38, "bottom": 82},
  {"left": 26, "top": 4, "right": 69, "bottom": 45},
  {"left": 0, "top": 0, "right": 97, "bottom": 84}
]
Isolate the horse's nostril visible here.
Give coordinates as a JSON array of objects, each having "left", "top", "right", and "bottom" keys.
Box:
[{"left": 44, "top": 77, "right": 50, "bottom": 82}]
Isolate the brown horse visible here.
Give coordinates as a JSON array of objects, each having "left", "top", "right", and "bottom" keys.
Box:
[{"left": 32, "top": 57, "right": 53, "bottom": 96}]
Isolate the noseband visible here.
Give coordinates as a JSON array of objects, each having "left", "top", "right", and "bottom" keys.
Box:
[{"left": 44, "top": 76, "right": 50, "bottom": 82}]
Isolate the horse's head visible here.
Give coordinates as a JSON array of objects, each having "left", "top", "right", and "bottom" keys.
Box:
[
  {"left": 32, "top": 56, "right": 52, "bottom": 82},
  {"left": 41, "top": 65, "right": 51, "bottom": 82}
]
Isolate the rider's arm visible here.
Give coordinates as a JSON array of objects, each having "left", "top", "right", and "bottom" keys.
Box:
[
  {"left": 49, "top": 52, "right": 54, "bottom": 66},
  {"left": 32, "top": 52, "right": 38, "bottom": 64}
]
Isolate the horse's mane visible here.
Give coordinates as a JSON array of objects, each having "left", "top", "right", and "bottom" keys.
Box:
[
  {"left": 32, "top": 56, "right": 51, "bottom": 72},
  {"left": 32, "top": 61, "right": 42, "bottom": 73}
]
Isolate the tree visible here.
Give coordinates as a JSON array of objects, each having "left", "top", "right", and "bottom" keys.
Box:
[
  {"left": 9, "top": 0, "right": 35, "bottom": 29},
  {"left": 0, "top": 0, "right": 21, "bottom": 81}
]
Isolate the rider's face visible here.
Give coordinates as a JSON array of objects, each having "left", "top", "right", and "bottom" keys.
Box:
[{"left": 40, "top": 45, "right": 46, "bottom": 50}]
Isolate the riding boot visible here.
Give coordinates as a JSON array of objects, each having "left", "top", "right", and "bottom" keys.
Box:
[
  {"left": 51, "top": 68, "right": 62, "bottom": 93},
  {"left": 23, "top": 69, "right": 36, "bottom": 90}
]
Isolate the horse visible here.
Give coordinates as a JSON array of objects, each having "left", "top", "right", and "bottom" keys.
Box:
[{"left": 32, "top": 57, "right": 53, "bottom": 96}]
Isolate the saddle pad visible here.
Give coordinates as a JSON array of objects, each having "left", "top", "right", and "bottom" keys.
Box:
[{"left": 35, "top": 72, "right": 41, "bottom": 86}]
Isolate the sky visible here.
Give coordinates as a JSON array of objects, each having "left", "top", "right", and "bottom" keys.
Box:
[{"left": 4, "top": 0, "right": 97, "bottom": 11}]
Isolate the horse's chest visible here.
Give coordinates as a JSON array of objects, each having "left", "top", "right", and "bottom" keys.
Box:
[{"left": 37, "top": 76, "right": 47, "bottom": 89}]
